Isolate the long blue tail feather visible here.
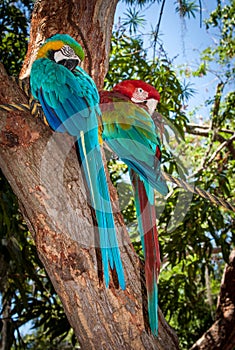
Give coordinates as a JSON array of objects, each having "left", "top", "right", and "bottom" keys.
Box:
[
  {"left": 77, "top": 131, "right": 125, "bottom": 290},
  {"left": 148, "top": 279, "right": 158, "bottom": 336}
]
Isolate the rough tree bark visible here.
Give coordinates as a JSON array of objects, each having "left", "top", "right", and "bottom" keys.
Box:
[
  {"left": 0, "top": 0, "right": 179, "bottom": 348},
  {"left": 190, "top": 249, "right": 235, "bottom": 350}
]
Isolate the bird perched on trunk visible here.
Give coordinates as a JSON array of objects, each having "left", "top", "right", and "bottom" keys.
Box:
[
  {"left": 100, "top": 80, "right": 168, "bottom": 335},
  {"left": 30, "top": 34, "right": 125, "bottom": 290}
]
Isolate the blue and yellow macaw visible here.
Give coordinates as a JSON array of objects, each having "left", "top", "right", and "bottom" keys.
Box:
[
  {"left": 100, "top": 80, "right": 168, "bottom": 336},
  {"left": 30, "top": 34, "right": 125, "bottom": 290}
]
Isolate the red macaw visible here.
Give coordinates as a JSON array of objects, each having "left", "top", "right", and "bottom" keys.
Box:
[{"left": 100, "top": 80, "right": 168, "bottom": 336}]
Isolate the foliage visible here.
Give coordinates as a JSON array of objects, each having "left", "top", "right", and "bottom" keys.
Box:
[
  {"left": 175, "top": 0, "right": 199, "bottom": 18},
  {"left": 124, "top": 0, "right": 200, "bottom": 19},
  {"left": 158, "top": 257, "right": 222, "bottom": 348},
  {"left": 124, "top": 0, "right": 158, "bottom": 7},
  {"left": 205, "top": 1, "right": 235, "bottom": 63},
  {"left": 16, "top": 330, "right": 78, "bottom": 350},
  {"left": 0, "top": 0, "right": 33, "bottom": 75},
  {"left": 123, "top": 8, "right": 146, "bottom": 34}
]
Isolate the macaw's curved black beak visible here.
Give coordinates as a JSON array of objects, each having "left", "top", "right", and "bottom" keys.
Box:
[{"left": 58, "top": 58, "right": 79, "bottom": 72}]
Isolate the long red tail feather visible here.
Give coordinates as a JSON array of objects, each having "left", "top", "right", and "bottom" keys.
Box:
[{"left": 131, "top": 170, "right": 160, "bottom": 335}]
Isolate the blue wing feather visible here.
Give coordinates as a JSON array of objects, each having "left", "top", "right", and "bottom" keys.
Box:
[{"left": 38, "top": 90, "right": 66, "bottom": 132}]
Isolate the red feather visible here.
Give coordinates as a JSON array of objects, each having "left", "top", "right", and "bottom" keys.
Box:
[{"left": 136, "top": 175, "right": 160, "bottom": 284}]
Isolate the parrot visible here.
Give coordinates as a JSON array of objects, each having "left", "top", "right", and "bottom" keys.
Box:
[
  {"left": 100, "top": 80, "right": 168, "bottom": 335},
  {"left": 30, "top": 34, "right": 125, "bottom": 290}
]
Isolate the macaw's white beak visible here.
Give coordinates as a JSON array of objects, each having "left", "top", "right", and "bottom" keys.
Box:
[{"left": 145, "top": 98, "right": 158, "bottom": 116}]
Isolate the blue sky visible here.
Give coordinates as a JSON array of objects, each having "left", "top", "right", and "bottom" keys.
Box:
[{"left": 114, "top": 0, "right": 222, "bottom": 121}]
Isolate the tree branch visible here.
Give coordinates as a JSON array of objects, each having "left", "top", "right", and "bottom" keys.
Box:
[
  {"left": 152, "top": 0, "right": 166, "bottom": 61},
  {"left": 185, "top": 123, "right": 235, "bottom": 178},
  {"left": 206, "top": 133, "right": 235, "bottom": 165},
  {"left": 186, "top": 123, "right": 235, "bottom": 136}
]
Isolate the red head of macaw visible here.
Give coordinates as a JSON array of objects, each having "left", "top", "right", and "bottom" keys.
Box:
[{"left": 113, "top": 79, "right": 160, "bottom": 116}]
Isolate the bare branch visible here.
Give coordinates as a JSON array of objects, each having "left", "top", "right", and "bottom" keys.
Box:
[
  {"left": 186, "top": 123, "right": 235, "bottom": 136},
  {"left": 152, "top": 0, "right": 166, "bottom": 61},
  {"left": 206, "top": 133, "right": 235, "bottom": 166}
]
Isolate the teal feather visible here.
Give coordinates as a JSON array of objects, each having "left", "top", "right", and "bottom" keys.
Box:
[
  {"left": 148, "top": 279, "right": 158, "bottom": 336},
  {"left": 30, "top": 35, "right": 125, "bottom": 290}
]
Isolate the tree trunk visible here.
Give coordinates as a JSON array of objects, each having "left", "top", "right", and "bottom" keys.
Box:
[
  {"left": 0, "top": 0, "right": 179, "bottom": 348},
  {"left": 191, "top": 249, "right": 235, "bottom": 350}
]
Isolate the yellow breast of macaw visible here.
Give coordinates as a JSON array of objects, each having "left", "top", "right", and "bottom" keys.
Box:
[{"left": 102, "top": 101, "right": 156, "bottom": 141}]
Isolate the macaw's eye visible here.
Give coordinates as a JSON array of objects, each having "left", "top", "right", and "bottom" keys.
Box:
[{"left": 132, "top": 87, "right": 149, "bottom": 103}]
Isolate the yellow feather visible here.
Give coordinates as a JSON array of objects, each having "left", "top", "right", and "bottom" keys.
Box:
[
  {"left": 37, "top": 41, "right": 64, "bottom": 58},
  {"left": 98, "top": 126, "right": 103, "bottom": 145}
]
